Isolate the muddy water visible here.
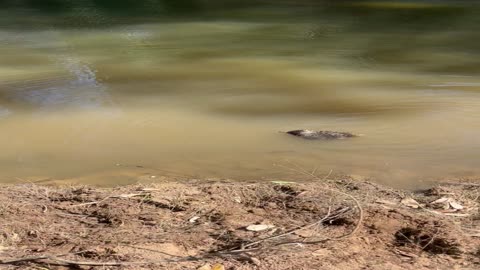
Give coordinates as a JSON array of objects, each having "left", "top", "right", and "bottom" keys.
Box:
[{"left": 1, "top": 1, "right": 480, "bottom": 188}]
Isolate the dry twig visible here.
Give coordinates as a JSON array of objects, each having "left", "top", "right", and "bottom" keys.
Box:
[
  {"left": 69, "top": 193, "right": 149, "bottom": 207},
  {"left": 275, "top": 162, "right": 364, "bottom": 241},
  {"left": 0, "top": 254, "right": 198, "bottom": 267}
]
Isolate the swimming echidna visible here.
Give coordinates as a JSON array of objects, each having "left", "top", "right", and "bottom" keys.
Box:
[{"left": 283, "top": 129, "right": 359, "bottom": 140}]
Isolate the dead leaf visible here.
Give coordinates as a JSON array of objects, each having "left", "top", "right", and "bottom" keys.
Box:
[
  {"left": 401, "top": 198, "right": 420, "bottom": 209},
  {"left": 246, "top": 224, "right": 275, "bottom": 232},
  {"left": 449, "top": 201, "right": 464, "bottom": 210},
  {"left": 189, "top": 216, "right": 200, "bottom": 223},
  {"left": 198, "top": 264, "right": 212, "bottom": 270},
  {"left": 430, "top": 197, "right": 450, "bottom": 210},
  {"left": 375, "top": 199, "right": 397, "bottom": 206},
  {"left": 312, "top": 249, "right": 332, "bottom": 257},
  {"left": 430, "top": 197, "right": 464, "bottom": 210},
  {"left": 431, "top": 197, "right": 449, "bottom": 204},
  {"left": 0, "top": 245, "right": 8, "bottom": 254},
  {"left": 212, "top": 263, "right": 225, "bottom": 270}
]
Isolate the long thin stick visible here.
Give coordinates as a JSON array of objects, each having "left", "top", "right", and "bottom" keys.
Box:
[
  {"left": 238, "top": 207, "right": 349, "bottom": 250},
  {"left": 69, "top": 193, "right": 149, "bottom": 207},
  {"left": 0, "top": 251, "right": 87, "bottom": 264},
  {"left": 0, "top": 254, "right": 197, "bottom": 266},
  {"left": 0, "top": 255, "right": 51, "bottom": 264}
]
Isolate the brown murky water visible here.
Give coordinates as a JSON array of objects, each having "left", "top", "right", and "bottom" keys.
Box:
[{"left": 1, "top": 1, "right": 480, "bottom": 188}]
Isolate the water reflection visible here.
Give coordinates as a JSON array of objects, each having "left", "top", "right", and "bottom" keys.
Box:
[
  {"left": 0, "top": 30, "right": 113, "bottom": 111},
  {"left": 8, "top": 57, "right": 110, "bottom": 109}
]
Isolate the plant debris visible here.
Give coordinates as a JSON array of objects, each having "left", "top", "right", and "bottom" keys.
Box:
[
  {"left": 0, "top": 178, "right": 478, "bottom": 269},
  {"left": 245, "top": 224, "right": 275, "bottom": 232},
  {"left": 401, "top": 197, "right": 421, "bottom": 209}
]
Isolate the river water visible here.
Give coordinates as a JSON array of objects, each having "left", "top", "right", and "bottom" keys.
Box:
[{"left": 1, "top": 1, "right": 480, "bottom": 187}]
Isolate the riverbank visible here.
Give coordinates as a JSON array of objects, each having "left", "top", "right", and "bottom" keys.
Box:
[{"left": 0, "top": 177, "right": 478, "bottom": 269}]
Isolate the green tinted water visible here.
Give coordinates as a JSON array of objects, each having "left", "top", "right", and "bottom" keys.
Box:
[{"left": 1, "top": 1, "right": 480, "bottom": 187}]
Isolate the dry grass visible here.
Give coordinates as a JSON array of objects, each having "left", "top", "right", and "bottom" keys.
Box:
[{"left": 0, "top": 178, "right": 478, "bottom": 269}]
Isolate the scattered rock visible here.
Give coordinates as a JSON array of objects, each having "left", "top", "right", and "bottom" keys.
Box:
[
  {"left": 284, "top": 129, "right": 359, "bottom": 140},
  {"left": 246, "top": 224, "right": 275, "bottom": 232}
]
